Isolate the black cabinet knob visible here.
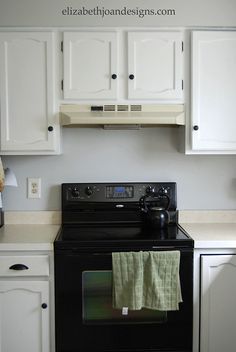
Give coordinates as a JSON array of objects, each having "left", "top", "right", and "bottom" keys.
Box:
[
  {"left": 129, "top": 74, "right": 135, "bottom": 80},
  {"left": 193, "top": 125, "right": 199, "bottom": 131},
  {"left": 41, "top": 303, "right": 47, "bottom": 309},
  {"left": 48, "top": 126, "right": 54, "bottom": 132},
  {"left": 111, "top": 74, "right": 117, "bottom": 80}
]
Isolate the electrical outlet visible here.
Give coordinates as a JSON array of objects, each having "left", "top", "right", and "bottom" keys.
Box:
[{"left": 28, "top": 178, "right": 41, "bottom": 199}]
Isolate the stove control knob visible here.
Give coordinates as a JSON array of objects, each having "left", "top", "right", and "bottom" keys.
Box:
[
  {"left": 159, "top": 187, "right": 168, "bottom": 195},
  {"left": 71, "top": 188, "right": 80, "bottom": 198},
  {"left": 85, "top": 186, "right": 93, "bottom": 196},
  {"left": 146, "top": 186, "right": 155, "bottom": 195}
]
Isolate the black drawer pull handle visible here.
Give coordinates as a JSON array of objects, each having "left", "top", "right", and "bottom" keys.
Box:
[
  {"left": 9, "top": 264, "right": 29, "bottom": 271},
  {"left": 111, "top": 74, "right": 117, "bottom": 80},
  {"left": 193, "top": 125, "right": 199, "bottom": 131},
  {"left": 48, "top": 126, "right": 54, "bottom": 132},
  {"left": 41, "top": 303, "right": 47, "bottom": 309},
  {"left": 129, "top": 74, "right": 135, "bottom": 80}
]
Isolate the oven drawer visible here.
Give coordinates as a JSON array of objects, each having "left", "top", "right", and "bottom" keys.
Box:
[{"left": 0, "top": 255, "right": 49, "bottom": 277}]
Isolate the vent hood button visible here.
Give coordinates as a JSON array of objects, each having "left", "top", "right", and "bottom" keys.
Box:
[{"left": 91, "top": 106, "right": 103, "bottom": 111}]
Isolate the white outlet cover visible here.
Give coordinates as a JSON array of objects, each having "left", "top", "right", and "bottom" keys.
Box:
[{"left": 28, "top": 177, "right": 41, "bottom": 199}]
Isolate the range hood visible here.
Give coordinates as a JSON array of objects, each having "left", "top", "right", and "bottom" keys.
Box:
[{"left": 60, "top": 104, "right": 185, "bottom": 127}]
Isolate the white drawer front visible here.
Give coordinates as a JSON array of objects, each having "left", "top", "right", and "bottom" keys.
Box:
[{"left": 0, "top": 255, "right": 49, "bottom": 277}]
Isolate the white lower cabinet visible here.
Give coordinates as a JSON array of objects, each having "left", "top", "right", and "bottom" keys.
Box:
[
  {"left": 0, "top": 254, "right": 52, "bottom": 352},
  {"left": 200, "top": 254, "right": 236, "bottom": 352},
  {"left": 0, "top": 281, "right": 49, "bottom": 352}
]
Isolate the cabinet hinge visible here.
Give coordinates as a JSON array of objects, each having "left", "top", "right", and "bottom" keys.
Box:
[
  {"left": 182, "top": 41, "right": 184, "bottom": 52},
  {"left": 182, "top": 80, "right": 184, "bottom": 90},
  {"left": 61, "top": 80, "right": 64, "bottom": 91},
  {"left": 61, "top": 41, "right": 63, "bottom": 52}
]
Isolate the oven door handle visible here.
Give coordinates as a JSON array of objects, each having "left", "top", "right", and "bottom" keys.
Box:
[
  {"left": 67, "top": 246, "right": 192, "bottom": 255},
  {"left": 71, "top": 247, "right": 189, "bottom": 255}
]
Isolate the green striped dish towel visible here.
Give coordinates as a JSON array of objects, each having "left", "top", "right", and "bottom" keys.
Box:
[{"left": 112, "top": 251, "right": 182, "bottom": 311}]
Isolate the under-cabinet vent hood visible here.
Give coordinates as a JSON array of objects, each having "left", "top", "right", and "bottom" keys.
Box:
[{"left": 60, "top": 104, "right": 185, "bottom": 127}]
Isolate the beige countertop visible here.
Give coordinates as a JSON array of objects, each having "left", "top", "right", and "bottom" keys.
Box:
[
  {"left": 1, "top": 222, "right": 236, "bottom": 250},
  {"left": 0, "top": 224, "right": 60, "bottom": 251},
  {"left": 1, "top": 210, "right": 236, "bottom": 250},
  {"left": 180, "top": 223, "right": 236, "bottom": 248}
]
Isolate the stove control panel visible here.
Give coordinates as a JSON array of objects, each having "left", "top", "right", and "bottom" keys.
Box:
[{"left": 63, "top": 182, "right": 176, "bottom": 208}]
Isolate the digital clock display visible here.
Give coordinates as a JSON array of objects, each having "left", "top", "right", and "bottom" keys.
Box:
[
  {"left": 115, "top": 186, "right": 125, "bottom": 193},
  {"left": 106, "top": 185, "right": 134, "bottom": 199}
]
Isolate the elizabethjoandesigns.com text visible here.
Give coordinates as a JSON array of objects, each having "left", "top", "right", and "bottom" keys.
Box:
[{"left": 61, "top": 6, "right": 176, "bottom": 19}]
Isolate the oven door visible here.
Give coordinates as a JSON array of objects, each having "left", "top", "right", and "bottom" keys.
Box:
[{"left": 55, "top": 248, "right": 193, "bottom": 352}]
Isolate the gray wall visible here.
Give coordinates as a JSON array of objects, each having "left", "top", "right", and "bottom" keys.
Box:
[
  {"left": 1, "top": 0, "right": 236, "bottom": 211},
  {"left": 0, "top": 0, "right": 236, "bottom": 27},
  {"left": 2, "top": 128, "right": 236, "bottom": 210}
]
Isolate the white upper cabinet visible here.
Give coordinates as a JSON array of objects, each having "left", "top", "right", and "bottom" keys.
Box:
[
  {"left": 128, "top": 31, "right": 183, "bottom": 100},
  {"left": 63, "top": 32, "right": 118, "bottom": 100},
  {"left": 191, "top": 31, "right": 236, "bottom": 152},
  {"left": 0, "top": 32, "right": 60, "bottom": 155},
  {"left": 63, "top": 30, "right": 183, "bottom": 102}
]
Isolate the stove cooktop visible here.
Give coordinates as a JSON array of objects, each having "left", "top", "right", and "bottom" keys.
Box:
[{"left": 55, "top": 224, "right": 193, "bottom": 250}]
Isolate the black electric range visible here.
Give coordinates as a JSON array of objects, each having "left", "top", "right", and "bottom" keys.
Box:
[{"left": 54, "top": 182, "right": 193, "bottom": 352}]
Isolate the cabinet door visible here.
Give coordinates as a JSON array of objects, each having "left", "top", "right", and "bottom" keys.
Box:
[
  {"left": 128, "top": 32, "right": 183, "bottom": 100},
  {"left": 200, "top": 254, "right": 236, "bottom": 352},
  {"left": 0, "top": 281, "right": 49, "bottom": 352},
  {"left": 191, "top": 31, "right": 236, "bottom": 151},
  {"left": 63, "top": 32, "right": 118, "bottom": 99},
  {"left": 0, "top": 32, "right": 59, "bottom": 155}
]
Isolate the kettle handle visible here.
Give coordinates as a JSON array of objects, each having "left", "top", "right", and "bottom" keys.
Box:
[{"left": 139, "top": 192, "right": 170, "bottom": 212}]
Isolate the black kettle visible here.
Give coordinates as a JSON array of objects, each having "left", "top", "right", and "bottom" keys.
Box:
[{"left": 139, "top": 192, "right": 170, "bottom": 229}]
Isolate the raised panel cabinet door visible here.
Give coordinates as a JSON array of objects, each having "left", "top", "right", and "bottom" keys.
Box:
[
  {"left": 0, "top": 281, "right": 50, "bottom": 352},
  {"left": 0, "top": 32, "right": 59, "bottom": 154},
  {"left": 63, "top": 32, "right": 118, "bottom": 99},
  {"left": 200, "top": 255, "right": 236, "bottom": 352},
  {"left": 191, "top": 31, "right": 236, "bottom": 151},
  {"left": 128, "top": 31, "right": 183, "bottom": 100}
]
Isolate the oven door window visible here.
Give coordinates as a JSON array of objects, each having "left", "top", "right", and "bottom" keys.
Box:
[{"left": 82, "top": 270, "right": 167, "bottom": 324}]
